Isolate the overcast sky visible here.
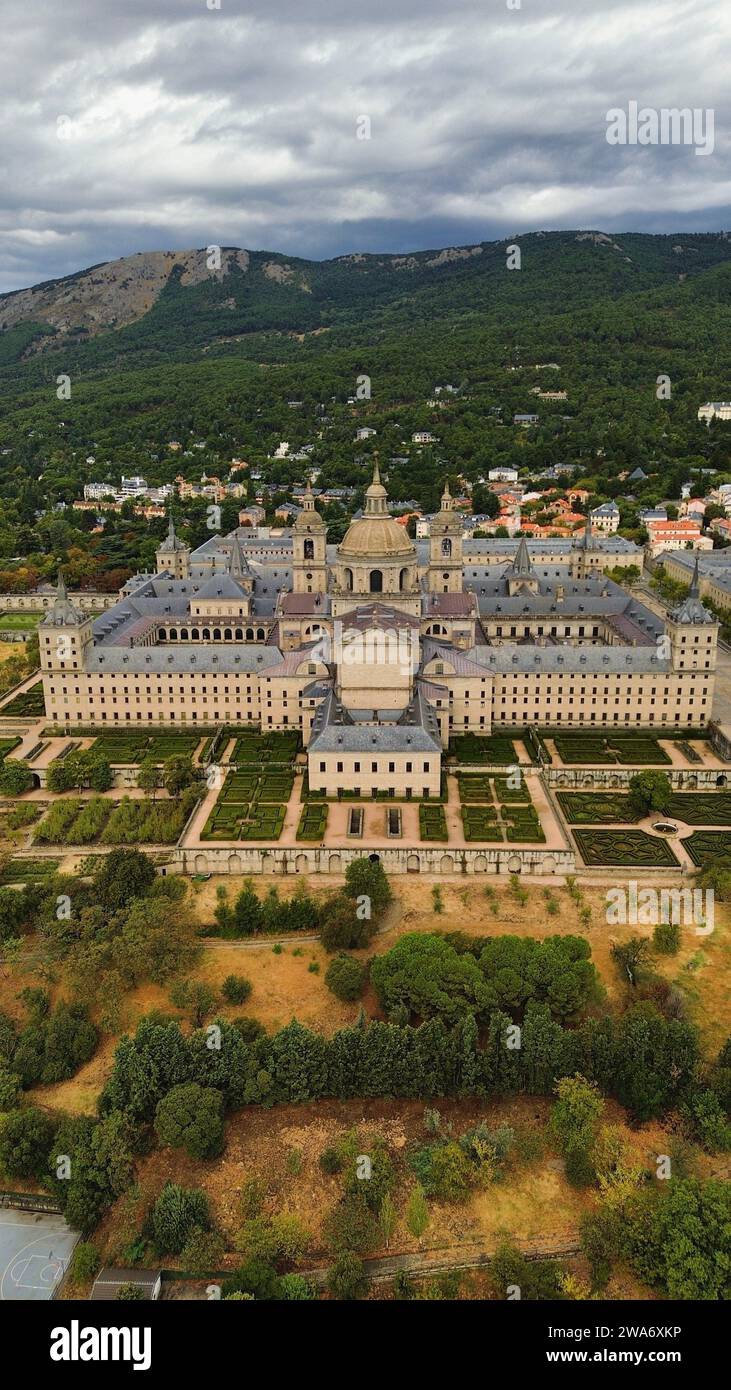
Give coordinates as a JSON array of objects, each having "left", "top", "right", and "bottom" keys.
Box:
[{"left": 0, "top": 0, "right": 728, "bottom": 292}]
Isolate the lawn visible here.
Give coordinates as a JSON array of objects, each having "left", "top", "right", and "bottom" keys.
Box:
[
  {"left": 0, "top": 736, "right": 22, "bottom": 762},
  {"left": 573, "top": 829, "right": 679, "bottom": 867}
]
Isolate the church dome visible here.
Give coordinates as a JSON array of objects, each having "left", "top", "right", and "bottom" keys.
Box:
[{"left": 338, "top": 460, "right": 416, "bottom": 560}]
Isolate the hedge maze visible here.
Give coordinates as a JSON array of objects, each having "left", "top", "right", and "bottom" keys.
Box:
[
  {"left": 456, "top": 773, "right": 545, "bottom": 844},
  {"left": 556, "top": 792, "right": 641, "bottom": 824},
  {"left": 573, "top": 828, "right": 679, "bottom": 867}
]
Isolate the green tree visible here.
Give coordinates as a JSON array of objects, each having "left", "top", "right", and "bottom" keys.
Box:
[
  {"left": 151, "top": 1183, "right": 211, "bottom": 1256},
  {"left": 0, "top": 1107, "right": 54, "bottom": 1179},
  {"left": 325, "top": 953, "right": 367, "bottom": 1002},
  {"left": 405, "top": 1183, "right": 429, "bottom": 1242},
  {"left": 0, "top": 760, "right": 34, "bottom": 795},
  {"left": 326, "top": 1252, "right": 367, "bottom": 1300},
  {"left": 628, "top": 770, "right": 672, "bottom": 817},
  {"left": 154, "top": 1083, "right": 225, "bottom": 1160}
]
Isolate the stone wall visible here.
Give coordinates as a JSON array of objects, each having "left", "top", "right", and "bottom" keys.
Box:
[
  {"left": 171, "top": 843, "right": 575, "bottom": 876},
  {"left": 0, "top": 592, "right": 117, "bottom": 613},
  {"left": 545, "top": 766, "right": 727, "bottom": 791}
]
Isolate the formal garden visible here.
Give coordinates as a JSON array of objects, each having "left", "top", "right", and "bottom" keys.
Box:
[
  {"left": 557, "top": 789, "right": 731, "bottom": 828},
  {"left": 0, "top": 736, "right": 22, "bottom": 762},
  {"left": 684, "top": 832, "right": 731, "bottom": 869},
  {"left": 447, "top": 732, "right": 520, "bottom": 764},
  {"left": 201, "top": 769, "right": 292, "bottom": 842},
  {"left": 1, "top": 680, "right": 45, "bottom": 716},
  {"left": 548, "top": 731, "right": 673, "bottom": 765},
  {"left": 87, "top": 731, "right": 202, "bottom": 764},
  {"left": 296, "top": 802, "right": 329, "bottom": 841},
  {"left": 456, "top": 773, "right": 545, "bottom": 844},
  {"left": 230, "top": 730, "right": 300, "bottom": 765},
  {"left": 572, "top": 828, "right": 680, "bottom": 867},
  {"left": 418, "top": 803, "right": 449, "bottom": 841}
]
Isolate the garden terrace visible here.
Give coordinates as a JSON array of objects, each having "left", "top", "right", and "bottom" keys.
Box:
[
  {"left": 0, "top": 736, "right": 22, "bottom": 762},
  {"left": 665, "top": 793, "right": 731, "bottom": 825},
  {"left": 573, "top": 828, "right": 680, "bottom": 867},
  {"left": 202, "top": 769, "right": 289, "bottom": 842}
]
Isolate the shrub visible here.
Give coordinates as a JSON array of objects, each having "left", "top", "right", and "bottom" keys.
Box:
[
  {"left": 151, "top": 1183, "right": 211, "bottom": 1255},
  {"left": 0, "top": 1107, "right": 55, "bottom": 1179},
  {"left": 70, "top": 1242, "right": 100, "bottom": 1284},
  {"left": 154, "top": 1084, "right": 225, "bottom": 1160},
  {"left": 319, "top": 1145, "right": 344, "bottom": 1175},
  {"left": 320, "top": 893, "right": 375, "bottom": 952},
  {"left": 409, "top": 1140, "right": 473, "bottom": 1202},
  {"left": 326, "top": 1252, "right": 367, "bottom": 1300},
  {"left": 222, "top": 974, "right": 252, "bottom": 1005},
  {"left": 325, "top": 954, "right": 367, "bottom": 1002},
  {"left": 653, "top": 921, "right": 681, "bottom": 954}
]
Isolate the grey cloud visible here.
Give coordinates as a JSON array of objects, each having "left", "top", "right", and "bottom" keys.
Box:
[{"left": 0, "top": 0, "right": 728, "bottom": 290}]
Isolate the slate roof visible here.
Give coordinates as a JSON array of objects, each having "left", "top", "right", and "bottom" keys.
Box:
[{"left": 309, "top": 687, "right": 441, "bottom": 753}]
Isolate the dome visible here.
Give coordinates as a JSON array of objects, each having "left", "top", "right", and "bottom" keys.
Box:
[
  {"left": 339, "top": 514, "right": 415, "bottom": 559},
  {"left": 337, "top": 459, "right": 416, "bottom": 560}
]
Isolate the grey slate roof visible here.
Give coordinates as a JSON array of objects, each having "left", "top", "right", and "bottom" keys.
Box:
[
  {"left": 309, "top": 687, "right": 441, "bottom": 753},
  {"left": 86, "top": 645, "right": 283, "bottom": 673}
]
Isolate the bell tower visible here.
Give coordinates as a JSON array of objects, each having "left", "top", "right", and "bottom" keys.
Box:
[
  {"left": 428, "top": 482, "right": 463, "bottom": 592},
  {"left": 292, "top": 481, "right": 327, "bottom": 593}
]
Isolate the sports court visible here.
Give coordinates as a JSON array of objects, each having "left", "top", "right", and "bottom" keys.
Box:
[{"left": 0, "top": 1208, "right": 78, "bottom": 1301}]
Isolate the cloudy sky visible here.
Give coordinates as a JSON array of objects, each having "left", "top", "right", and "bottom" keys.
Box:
[{"left": 0, "top": 0, "right": 728, "bottom": 291}]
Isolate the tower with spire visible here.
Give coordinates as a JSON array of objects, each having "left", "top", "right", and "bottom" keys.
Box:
[
  {"left": 156, "top": 512, "right": 190, "bottom": 580},
  {"left": 505, "top": 537, "right": 540, "bottom": 595},
  {"left": 292, "top": 479, "right": 327, "bottom": 594},
  {"left": 665, "top": 554, "right": 719, "bottom": 672},
  {"left": 428, "top": 480, "right": 464, "bottom": 593},
  {"left": 39, "top": 572, "right": 94, "bottom": 711}
]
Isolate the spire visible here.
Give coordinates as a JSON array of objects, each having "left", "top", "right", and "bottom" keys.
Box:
[
  {"left": 43, "top": 568, "right": 83, "bottom": 627},
  {"left": 441, "top": 480, "right": 453, "bottom": 510},
  {"left": 303, "top": 479, "right": 315, "bottom": 510},
  {"left": 229, "top": 532, "right": 249, "bottom": 578},
  {"left": 511, "top": 536, "right": 533, "bottom": 576},
  {"left": 583, "top": 509, "right": 593, "bottom": 549},
  {"left": 167, "top": 512, "right": 176, "bottom": 544},
  {"left": 689, "top": 553, "right": 700, "bottom": 596},
  {"left": 364, "top": 454, "right": 388, "bottom": 516}
]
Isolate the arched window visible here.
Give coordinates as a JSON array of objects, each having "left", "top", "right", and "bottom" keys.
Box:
[
  {"left": 191, "top": 628, "right": 199, "bottom": 640},
  {"left": 246, "top": 628, "right": 254, "bottom": 640},
  {"left": 213, "top": 628, "right": 221, "bottom": 640},
  {"left": 303, "top": 538, "right": 314, "bottom": 560},
  {"left": 180, "top": 628, "right": 188, "bottom": 640},
  {"left": 224, "top": 628, "right": 232, "bottom": 640},
  {"left": 202, "top": 629, "right": 211, "bottom": 640},
  {"left": 256, "top": 627, "right": 265, "bottom": 641},
  {"left": 344, "top": 567, "right": 353, "bottom": 592},
  {"left": 441, "top": 538, "right": 452, "bottom": 557},
  {"left": 399, "top": 568, "right": 409, "bottom": 591},
  {"left": 235, "top": 628, "right": 243, "bottom": 640},
  {"left": 370, "top": 569, "right": 383, "bottom": 593}
]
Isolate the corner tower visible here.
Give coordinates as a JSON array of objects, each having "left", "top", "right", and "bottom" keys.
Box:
[{"left": 292, "top": 482, "right": 327, "bottom": 594}]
